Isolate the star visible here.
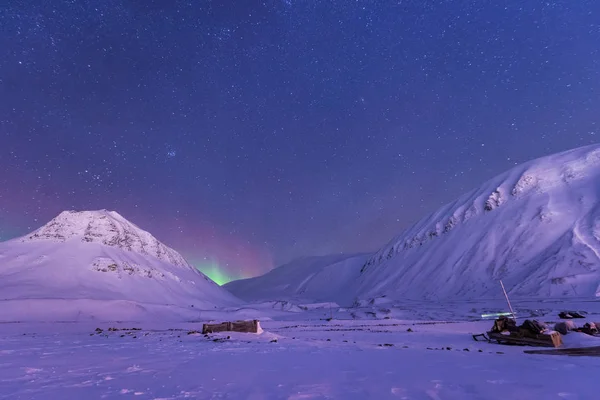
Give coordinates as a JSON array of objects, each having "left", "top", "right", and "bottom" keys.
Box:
[{"left": 0, "top": 0, "right": 598, "bottom": 282}]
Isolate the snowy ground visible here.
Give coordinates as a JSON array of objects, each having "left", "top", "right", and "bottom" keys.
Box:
[{"left": 2, "top": 300, "right": 600, "bottom": 399}]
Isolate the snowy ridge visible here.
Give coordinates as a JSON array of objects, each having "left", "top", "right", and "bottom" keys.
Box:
[
  {"left": 22, "top": 210, "right": 191, "bottom": 269},
  {"left": 363, "top": 145, "right": 600, "bottom": 271},
  {"left": 225, "top": 254, "right": 369, "bottom": 304},
  {"left": 356, "top": 144, "right": 600, "bottom": 299}
]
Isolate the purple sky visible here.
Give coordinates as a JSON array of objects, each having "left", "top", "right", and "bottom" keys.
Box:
[{"left": 1, "top": 1, "right": 599, "bottom": 283}]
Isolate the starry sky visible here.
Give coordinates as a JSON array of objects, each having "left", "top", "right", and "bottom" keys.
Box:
[{"left": 1, "top": 1, "right": 599, "bottom": 284}]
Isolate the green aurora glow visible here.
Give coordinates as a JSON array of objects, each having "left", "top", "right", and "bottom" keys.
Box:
[{"left": 191, "top": 260, "right": 246, "bottom": 286}]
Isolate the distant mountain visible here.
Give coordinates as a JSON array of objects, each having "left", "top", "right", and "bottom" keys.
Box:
[
  {"left": 355, "top": 144, "right": 600, "bottom": 300},
  {"left": 224, "top": 254, "right": 369, "bottom": 304},
  {"left": 0, "top": 210, "right": 241, "bottom": 321}
]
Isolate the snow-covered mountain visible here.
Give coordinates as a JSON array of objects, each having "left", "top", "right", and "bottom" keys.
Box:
[
  {"left": 355, "top": 144, "right": 600, "bottom": 300},
  {"left": 225, "top": 254, "right": 369, "bottom": 304},
  {"left": 23, "top": 210, "right": 190, "bottom": 268},
  {"left": 0, "top": 210, "right": 242, "bottom": 321},
  {"left": 227, "top": 144, "right": 600, "bottom": 304}
]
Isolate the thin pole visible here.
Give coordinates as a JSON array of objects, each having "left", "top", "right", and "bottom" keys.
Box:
[{"left": 500, "top": 280, "right": 516, "bottom": 323}]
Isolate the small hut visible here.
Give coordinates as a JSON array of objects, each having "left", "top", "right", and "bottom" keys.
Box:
[{"left": 202, "top": 319, "right": 262, "bottom": 334}]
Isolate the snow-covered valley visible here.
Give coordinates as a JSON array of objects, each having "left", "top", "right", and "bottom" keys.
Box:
[{"left": 4, "top": 145, "right": 600, "bottom": 399}]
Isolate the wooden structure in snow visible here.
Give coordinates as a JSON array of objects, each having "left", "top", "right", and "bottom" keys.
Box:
[{"left": 202, "top": 319, "right": 261, "bottom": 334}]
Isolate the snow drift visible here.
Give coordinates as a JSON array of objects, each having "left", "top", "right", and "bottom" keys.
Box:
[
  {"left": 0, "top": 210, "right": 241, "bottom": 321},
  {"left": 355, "top": 144, "right": 600, "bottom": 300}
]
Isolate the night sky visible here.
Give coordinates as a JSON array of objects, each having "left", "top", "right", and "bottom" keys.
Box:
[{"left": 1, "top": 1, "right": 599, "bottom": 284}]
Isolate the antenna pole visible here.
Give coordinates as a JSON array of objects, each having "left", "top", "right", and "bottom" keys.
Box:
[{"left": 500, "top": 280, "right": 516, "bottom": 323}]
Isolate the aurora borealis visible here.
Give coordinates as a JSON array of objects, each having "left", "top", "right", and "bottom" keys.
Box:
[
  {"left": 1, "top": 1, "right": 599, "bottom": 284},
  {"left": 190, "top": 258, "right": 247, "bottom": 286}
]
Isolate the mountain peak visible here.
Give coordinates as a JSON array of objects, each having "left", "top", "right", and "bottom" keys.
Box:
[
  {"left": 0, "top": 210, "right": 242, "bottom": 319},
  {"left": 22, "top": 210, "right": 191, "bottom": 269}
]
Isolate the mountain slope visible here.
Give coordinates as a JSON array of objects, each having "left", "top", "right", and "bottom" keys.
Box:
[
  {"left": 355, "top": 144, "right": 600, "bottom": 300},
  {"left": 225, "top": 254, "right": 369, "bottom": 304},
  {"left": 0, "top": 210, "right": 242, "bottom": 320}
]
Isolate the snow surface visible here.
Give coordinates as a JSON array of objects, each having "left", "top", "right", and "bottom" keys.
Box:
[
  {"left": 2, "top": 299, "right": 600, "bottom": 399},
  {"left": 0, "top": 210, "right": 241, "bottom": 321}
]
